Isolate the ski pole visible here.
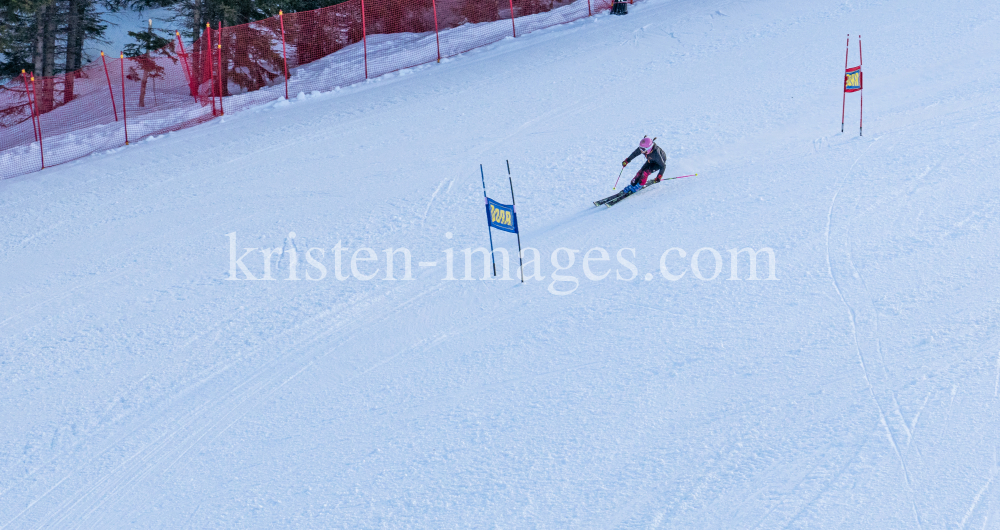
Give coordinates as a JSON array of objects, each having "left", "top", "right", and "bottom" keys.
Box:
[
  {"left": 613, "top": 165, "right": 626, "bottom": 190},
  {"left": 662, "top": 173, "right": 697, "bottom": 181}
]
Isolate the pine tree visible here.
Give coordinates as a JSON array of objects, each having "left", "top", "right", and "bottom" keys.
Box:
[
  {"left": 123, "top": 19, "right": 175, "bottom": 106},
  {"left": 1, "top": 0, "right": 106, "bottom": 107},
  {"left": 0, "top": 0, "right": 38, "bottom": 83},
  {"left": 61, "top": 0, "right": 104, "bottom": 103},
  {"left": 218, "top": 20, "right": 282, "bottom": 93}
]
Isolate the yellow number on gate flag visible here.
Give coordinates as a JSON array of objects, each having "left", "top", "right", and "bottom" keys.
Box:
[
  {"left": 845, "top": 69, "right": 862, "bottom": 92},
  {"left": 485, "top": 197, "right": 518, "bottom": 233}
]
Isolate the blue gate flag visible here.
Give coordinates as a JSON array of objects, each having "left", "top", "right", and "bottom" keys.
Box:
[{"left": 486, "top": 197, "right": 518, "bottom": 233}]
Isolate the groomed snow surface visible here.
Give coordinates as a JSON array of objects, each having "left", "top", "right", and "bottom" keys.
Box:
[{"left": 2, "top": 0, "right": 999, "bottom": 527}]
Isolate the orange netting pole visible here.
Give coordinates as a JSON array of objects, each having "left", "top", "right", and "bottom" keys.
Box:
[
  {"left": 509, "top": 0, "right": 517, "bottom": 37},
  {"left": 29, "top": 74, "right": 44, "bottom": 167},
  {"left": 361, "top": 0, "right": 369, "bottom": 79},
  {"left": 30, "top": 76, "right": 40, "bottom": 142},
  {"left": 176, "top": 31, "right": 195, "bottom": 99},
  {"left": 100, "top": 52, "right": 119, "bottom": 121},
  {"left": 206, "top": 23, "right": 216, "bottom": 116},
  {"left": 279, "top": 10, "right": 289, "bottom": 99},
  {"left": 216, "top": 22, "right": 224, "bottom": 115},
  {"left": 5, "top": 0, "right": 642, "bottom": 179},
  {"left": 120, "top": 53, "right": 129, "bottom": 145},
  {"left": 432, "top": 0, "right": 441, "bottom": 62},
  {"left": 21, "top": 71, "right": 39, "bottom": 141}
]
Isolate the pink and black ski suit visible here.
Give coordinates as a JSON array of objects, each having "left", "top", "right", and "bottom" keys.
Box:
[{"left": 624, "top": 143, "right": 667, "bottom": 186}]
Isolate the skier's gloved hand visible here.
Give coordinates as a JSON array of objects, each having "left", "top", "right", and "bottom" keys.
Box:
[{"left": 622, "top": 160, "right": 628, "bottom": 167}]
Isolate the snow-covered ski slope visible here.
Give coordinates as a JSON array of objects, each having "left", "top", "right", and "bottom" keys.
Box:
[{"left": 2, "top": 0, "right": 999, "bottom": 527}]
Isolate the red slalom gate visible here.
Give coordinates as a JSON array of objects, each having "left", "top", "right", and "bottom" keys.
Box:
[
  {"left": 841, "top": 34, "right": 863, "bottom": 135},
  {"left": 1, "top": 0, "right": 625, "bottom": 180}
]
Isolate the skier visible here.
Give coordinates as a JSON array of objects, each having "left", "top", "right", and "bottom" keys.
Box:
[{"left": 621, "top": 136, "right": 666, "bottom": 194}]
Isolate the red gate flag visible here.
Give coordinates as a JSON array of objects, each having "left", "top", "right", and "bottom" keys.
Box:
[{"left": 845, "top": 66, "right": 862, "bottom": 92}]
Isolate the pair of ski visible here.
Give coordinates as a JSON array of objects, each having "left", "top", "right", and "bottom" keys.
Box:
[{"left": 594, "top": 173, "right": 698, "bottom": 208}]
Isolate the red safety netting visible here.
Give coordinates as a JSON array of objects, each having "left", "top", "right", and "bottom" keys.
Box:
[{"left": 1, "top": 0, "right": 625, "bottom": 179}]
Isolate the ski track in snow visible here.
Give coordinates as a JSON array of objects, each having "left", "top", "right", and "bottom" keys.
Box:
[
  {"left": 995, "top": 351, "right": 1000, "bottom": 398},
  {"left": 421, "top": 178, "right": 449, "bottom": 230},
  {"left": 960, "top": 467, "right": 997, "bottom": 530},
  {"left": 823, "top": 137, "right": 926, "bottom": 529},
  {"left": 30, "top": 280, "right": 454, "bottom": 529}
]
